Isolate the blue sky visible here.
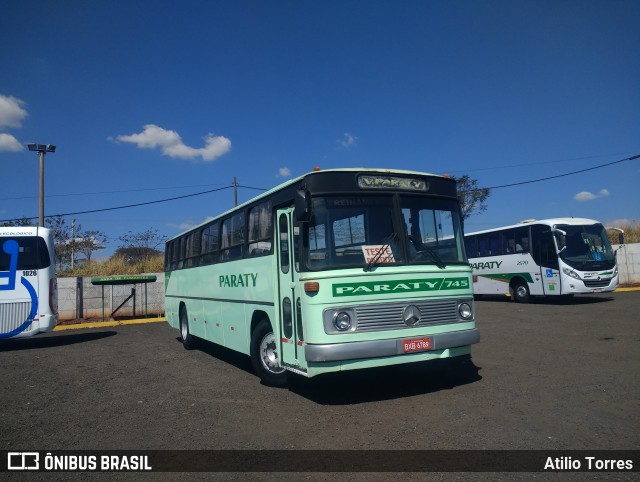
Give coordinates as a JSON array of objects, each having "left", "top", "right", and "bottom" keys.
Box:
[{"left": 1, "top": 0, "right": 639, "bottom": 256}]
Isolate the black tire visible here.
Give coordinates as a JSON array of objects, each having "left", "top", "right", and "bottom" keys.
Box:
[
  {"left": 250, "top": 320, "right": 287, "bottom": 387},
  {"left": 179, "top": 306, "right": 197, "bottom": 350},
  {"left": 511, "top": 280, "right": 531, "bottom": 303}
]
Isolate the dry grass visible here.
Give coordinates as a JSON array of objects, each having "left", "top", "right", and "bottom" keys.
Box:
[
  {"left": 608, "top": 224, "right": 640, "bottom": 245},
  {"left": 60, "top": 254, "right": 164, "bottom": 277}
]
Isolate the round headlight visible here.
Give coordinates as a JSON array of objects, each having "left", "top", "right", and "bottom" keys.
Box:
[
  {"left": 333, "top": 312, "right": 352, "bottom": 331},
  {"left": 458, "top": 302, "right": 473, "bottom": 320}
]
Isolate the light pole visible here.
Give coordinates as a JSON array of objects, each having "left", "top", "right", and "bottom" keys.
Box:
[{"left": 27, "top": 143, "right": 56, "bottom": 227}]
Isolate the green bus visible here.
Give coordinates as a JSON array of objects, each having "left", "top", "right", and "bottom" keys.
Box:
[{"left": 164, "top": 168, "right": 479, "bottom": 385}]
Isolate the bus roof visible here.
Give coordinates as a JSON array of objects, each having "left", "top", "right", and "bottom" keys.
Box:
[
  {"left": 465, "top": 217, "right": 603, "bottom": 236},
  {"left": 168, "top": 167, "right": 449, "bottom": 242},
  {"left": 0, "top": 226, "right": 53, "bottom": 237}
]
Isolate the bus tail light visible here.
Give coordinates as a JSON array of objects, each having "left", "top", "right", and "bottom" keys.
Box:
[{"left": 304, "top": 282, "right": 319, "bottom": 293}]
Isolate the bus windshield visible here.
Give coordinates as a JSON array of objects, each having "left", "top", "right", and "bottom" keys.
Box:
[
  {"left": 555, "top": 223, "right": 615, "bottom": 269},
  {"left": 303, "top": 195, "right": 466, "bottom": 271}
]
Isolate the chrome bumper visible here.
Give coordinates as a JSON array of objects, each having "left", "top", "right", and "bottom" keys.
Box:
[{"left": 305, "top": 328, "right": 480, "bottom": 362}]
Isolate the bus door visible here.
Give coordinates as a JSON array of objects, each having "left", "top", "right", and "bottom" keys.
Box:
[
  {"left": 533, "top": 226, "right": 561, "bottom": 295},
  {"left": 275, "top": 208, "right": 305, "bottom": 373}
]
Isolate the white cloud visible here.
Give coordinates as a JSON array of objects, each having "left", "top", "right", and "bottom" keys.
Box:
[
  {"left": 277, "top": 167, "right": 291, "bottom": 177},
  {"left": 573, "top": 189, "right": 610, "bottom": 202},
  {"left": 115, "top": 124, "right": 231, "bottom": 162},
  {"left": 0, "top": 133, "right": 23, "bottom": 152},
  {"left": 338, "top": 132, "right": 358, "bottom": 150},
  {"left": 0, "top": 95, "right": 28, "bottom": 129}
]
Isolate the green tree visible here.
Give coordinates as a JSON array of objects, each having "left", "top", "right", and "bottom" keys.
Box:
[
  {"left": 117, "top": 228, "right": 166, "bottom": 262},
  {"left": 45, "top": 215, "right": 74, "bottom": 270},
  {"left": 1, "top": 216, "right": 35, "bottom": 227},
  {"left": 77, "top": 230, "right": 107, "bottom": 262},
  {"left": 452, "top": 175, "right": 491, "bottom": 220}
]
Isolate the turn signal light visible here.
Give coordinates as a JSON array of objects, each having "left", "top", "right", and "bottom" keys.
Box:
[{"left": 304, "top": 282, "right": 320, "bottom": 293}]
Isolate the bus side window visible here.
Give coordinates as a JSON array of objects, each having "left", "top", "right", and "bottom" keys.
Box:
[
  {"left": 489, "top": 233, "right": 500, "bottom": 255},
  {"left": 478, "top": 236, "right": 491, "bottom": 257},
  {"left": 514, "top": 228, "right": 529, "bottom": 253},
  {"left": 184, "top": 234, "right": 195, "bottom": 268},
  {"left": 279, "top": 213, "right": 290, "bottom": 274},
  {"left": 248, "top": 201, "right": 273, "bottom": 257},
  {"left": 220, "top": 212, "right": 245, "bottom": 261},
  {"left": 170, "top": 240, "right": 179, "bottom": 270},
  {"left": 503, "top": 229, "right": 515, "bottom": 254},
  {"left": 165, "top": 242, "right": 172, "bottom": 270},
  {"left": 201, "top": 222, "right": 220, "bottom": 265},
  {"left": 177, "top": 238, "right": 184, "bottom": 269},
  {"left": 464, "top": 236, "right": 477, "bottom": 258}
]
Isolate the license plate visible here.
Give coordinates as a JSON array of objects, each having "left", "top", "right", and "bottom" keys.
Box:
[{"left": 402, "top": 337, "right": 432, "bottom": 353}]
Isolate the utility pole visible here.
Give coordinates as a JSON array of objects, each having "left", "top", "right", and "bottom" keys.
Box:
[
  {"left": 234, "top": 176, "right": 238, "bottom": 207},
  {"left": 71, "top": 219, "right": 75, "bottom": 270},
  {"left": 27, "top": 143, "right": 56, "bottom": 227}
]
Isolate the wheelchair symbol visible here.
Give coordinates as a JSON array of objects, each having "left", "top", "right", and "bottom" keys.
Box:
[{"left": 1, "top": 240, "right": 39, "bottom": 338}]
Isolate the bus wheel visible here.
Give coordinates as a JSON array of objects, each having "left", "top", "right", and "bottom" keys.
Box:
[
  {"left": 250, "top": 320, "right": 287, "bottom": 387},
  {"left": 180, "top": 306, "right": 196, "bottom": 350},
  {"left": 511, "top": 280, "right": 530, "bottom": 303}
]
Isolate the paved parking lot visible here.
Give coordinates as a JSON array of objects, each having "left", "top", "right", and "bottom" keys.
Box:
[{"left": 1, "top": 292, "right": 638, "bottom": 477}]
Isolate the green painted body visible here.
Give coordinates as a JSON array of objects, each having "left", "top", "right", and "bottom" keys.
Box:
[
  {"left": 166, "top": 258, "right": 475, "bottom": 377},
  {"left": 165, "top": 168, "right": 478, "bottom": 379}
]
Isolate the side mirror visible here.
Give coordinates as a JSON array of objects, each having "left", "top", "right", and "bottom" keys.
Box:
[
  {"left": 294, "top": 190, "right": 311, "bottom": 222},
  {"left": 606, "top": 227, "right": 625, "bottom": 246},
  {"left": 552, "top": 228, "right": 567, "bottom": 253}
]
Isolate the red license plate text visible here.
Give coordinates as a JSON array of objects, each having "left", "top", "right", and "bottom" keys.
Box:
[{"left": 402, "top": 337, "right": 432, "bottom": 353}]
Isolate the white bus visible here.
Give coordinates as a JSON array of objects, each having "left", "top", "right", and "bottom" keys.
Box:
[
  {"left": 464, "top": 218, "right": 619, "bottom": 302},
  {"left": 0, "top": 227, "right": 58, "bottom": 338}
]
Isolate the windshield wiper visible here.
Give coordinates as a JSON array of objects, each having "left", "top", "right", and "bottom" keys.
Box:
[
  {"left": 408, "top": 235, "right": 446, "bottom": 269},
  {"left": 364, "top": 232, "right": 397, "bottom": 272}
]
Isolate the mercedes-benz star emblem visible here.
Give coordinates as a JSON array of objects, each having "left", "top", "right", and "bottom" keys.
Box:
[{"left": 402, "top": 305, "right": 421, "bottom": 326}]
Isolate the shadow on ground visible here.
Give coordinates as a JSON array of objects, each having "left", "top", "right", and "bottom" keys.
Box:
[
  {"left": 0, "top": 331, "right": 117, "bottom": 351},
  {"left": 288, "top": 355, "right": 482, "bottom": 405}
]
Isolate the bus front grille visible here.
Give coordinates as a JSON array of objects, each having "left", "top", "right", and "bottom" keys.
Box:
[
  {"left": 0, "top": 301, "right": 33, "bottom": 333},
  {"left": 583, "top": 279, "right": 612, "bottom": 288},
  {"left": 355, "top": 299, "right": 462, "bottom": 332}
]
